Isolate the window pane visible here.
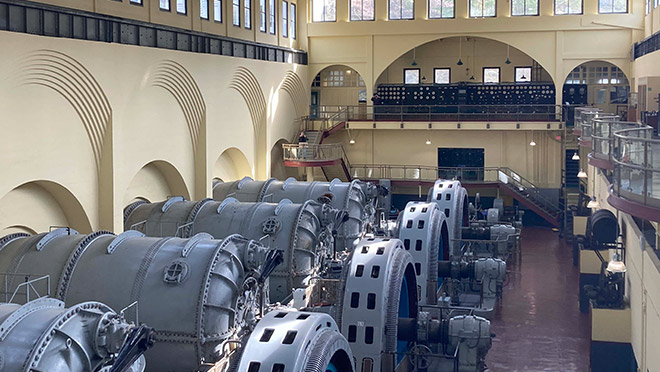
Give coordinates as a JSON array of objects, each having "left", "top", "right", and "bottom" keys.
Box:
[
  {"left": 130, "top": 0, "right": 142, "bottom": 4},
  {"left": 245, "top": 0, "right": 251, "bottom": 28},
  {"left": 233, "top": 0, "right": 240, "bottom": 25},
  {"left": 402, "top": 0, "right": 414, "bottom": 18},
  {"left": 283, "top": 1, "right": 288, "bottom": 36},
  {"left": 527, "top": 0, "right": 538, "bottom": 14},
  {"left": 613, "top": 0, "right": 626, "bottom": 12},
  {"left": 484, "top": 0, "right": 495, "bottom": 15},
  {"left": 291, "top": 3, "right": 296, "bottom": 38},
  {"left": 434, "top": 68, "right": 450, "bottom": 84},
  {"left": 512, "top": 0, "right": 524, "bottom": 14},
  {"left": 568, "top": 0, "right": 581, "bottom": 13},
  {"left": 160, "top": 0, "right": 170, "bottom": 10},
  {"left": 404, "top": 69, "right": 420, "bottom": 84},
  {"left": 429, "top": 0, "right": 454, "bottom": 18},
  {"left": 484, "top": 68, "right": 500, "bottom": 83},
  {"left": 390, "top": 0, "right": 402, "bottom": 18},
  {"left": 201, "top": 0, "right": 209, "bottom": 18},
  {"left": 214, "top": 0, "right": 222, "bottom": 20},
  {"left": 515, "top": 67, "right": 532, "bottom": 82},
  {"left": 313, "top": 0, "right": 336, "bottom": 21},
  {"left": 270, "top": 0, "right": 276, "bottom": 33},
  {"left": 177, "top": 0, "right": 186, "bottom": 13},
  {"left": 260, "top": 0, "right": 266, "bottom": 30},
  {"left": 352, "top": 0, "right": 375, "bottom": 20}
]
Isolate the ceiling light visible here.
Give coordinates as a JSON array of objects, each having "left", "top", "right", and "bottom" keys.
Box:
[
  {"left": 529, "top": 140, "right": 536, "bottom": 146},
  {"left": 457, "top": 37, "right": 463, "bottom": 65},
  {"left": 606, "top": 253, "right": 626, "bottom": 273},
  {"left": 577, "top": 169, "right": 587, "bottom": 178},
  {"left": 505, "top": 45, "right": 511, "bottom": 64},
  {"left": 572, "top": 152, "right": 580, "bottom": 161},
  {"left": 587, "top": 199, "right": 600, "bottom": 209},
  {"left": 425, "top": 139, "right": 431, "bottom": 145},
  {"left": 457, "top": 59, "right": 463, "bottom": 66},
  {"left": 349, "top": 138, "right": 355, "bottom": 144}
]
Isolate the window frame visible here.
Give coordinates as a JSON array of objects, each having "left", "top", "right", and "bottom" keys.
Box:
[
  {"left": 598, "top": 0, "right": 627, "bottom": 13},
  {"left": 351, "top": 0, "right": 376, "bottom": 21},
  {"left": 269, "top": 0, "right": 276, "bottom": 33},
  {"left": 176, "top": 0, "right": 187, "bottom": 14},
  {"left": 214, "top": 0, "right": 222, "bottom": 22},
  {"left": 433, "top": 68, "right": 451, "bottom": 84},
  {"left": 312, "top": 0, "right": 337, "bottom": 21},
  {"left": 282, "top": 0, "right": 288, "bottom": 37},
  {"left": 290, "top": 3, "right": 296, "bottom": 38},
  {"left": 245, "top": 0, "right": 252, "bottom": 28},
  {"left": 483, "top": 67, "right": 501, "bottom": 83},
  {"left": 388, "top": 0, "right": 415, "bottom": 20},
  {"left": 554, "top": 0, "right": 583, "bottom": 15},
  {"left": 428, "top": 0, "right": 455, "bottom": 18},
  {"left": 403, "top": 68, "right": 421, "bottom": 84},
  {"left": 511, "top": 0, "right": 538, "bottom": 15},
  {"left": 233, "top": 0, "right": 241, "bottom": 26},
  {"left": 469, "top": 0, "right": 497, "bottom": 17},
  {"left": 260, "top": 0, "right": 267, "bottom": 31},
  {"left": 160, "top": 0, "right": 171, "bottom": 11},
  {"left": 514, "top": 66, "right": 532, "bottom": 82}
]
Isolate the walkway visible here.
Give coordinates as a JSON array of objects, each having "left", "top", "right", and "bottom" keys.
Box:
[{"left": 486, "top": 227, "right": 590, "bottom": 372}]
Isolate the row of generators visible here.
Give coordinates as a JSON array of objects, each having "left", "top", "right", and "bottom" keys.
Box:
[{"left": 0, "top": 176, "right": 521, "bottom": 372}]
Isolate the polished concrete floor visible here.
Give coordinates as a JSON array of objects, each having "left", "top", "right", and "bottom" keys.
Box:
[{"left": 486, "top": 227, "right": 590, "bottom": 372}]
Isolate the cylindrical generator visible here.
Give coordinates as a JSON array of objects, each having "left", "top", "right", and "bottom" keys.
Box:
[
  {"left": 0, "top": 298, "right": 143, "bottom": 372},
  {"left": 124, "top": 197, "right": 341, "bottom": 302},
  {"left": 213, "top": 177, "right": 378, "bottom": 251},
  {"left": 0, "top": 229, "right": 269, "bottom": 372},
  {"left": 427, "top": 180, "right": 469, "bottom": 257}
]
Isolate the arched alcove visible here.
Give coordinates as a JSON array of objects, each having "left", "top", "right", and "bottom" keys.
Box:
[
  {"left": 123, "top": 160, "right": 191, "bottom": 206},
  {"left": 0, "top": 180, "right": 92, "bottom": 234},
  {"left": 213, "top": 147, "right": 253, "bottom": 182}
]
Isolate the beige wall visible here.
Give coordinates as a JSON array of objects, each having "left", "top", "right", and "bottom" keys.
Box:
[
  {"left": 327, "top": 128, "right": 563, "bottom": 187},
  {"left": 0, "top": 30, "right": 308, "bottom": 234},
  {"left": 590, "top": 170, "right": 660, "bottom": 372}
]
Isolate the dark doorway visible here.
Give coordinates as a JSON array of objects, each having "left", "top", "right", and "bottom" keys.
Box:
[{"left": 437, "top": 148, "right": 485, "bottom": 181}]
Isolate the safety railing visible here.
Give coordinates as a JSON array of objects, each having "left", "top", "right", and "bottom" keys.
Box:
[
  {"left": 612, "top": 126, "right": 660, "bottom": 207},
  {"left": 339, "top": 104, "right": 563, "bottom": 123},
  {"left": 577, "top": 111, "right": 618, "bottom": 146},
  {"left": 282, "top": 143, "right": 350, "bottom": 166},
  {"left": 302, "top": 107, "right": 349, "bottom": 133},
  {"left": 591, "top": 120, "right": 640, "bottom": 164},
  {"left": 0, "top": 273, "right": 51, "bottom": 303},
  {"left": 350, "top": 164, "right": 562, "bottom": 214}
]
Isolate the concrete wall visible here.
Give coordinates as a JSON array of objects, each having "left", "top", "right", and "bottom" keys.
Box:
[{"left": 0, "top": 30, "right": 308, "bottom": 234}]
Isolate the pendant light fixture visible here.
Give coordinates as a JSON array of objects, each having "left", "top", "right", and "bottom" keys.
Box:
[
  {"left": 607, "top": 253, "right": 626, "bottom": 273},
  {"left": 425, "top": 138, "right": 432, "bottom": 145},
  {"left": 587, "top": 198, "right": 600, "bottom": 209},
  {"left": 411, "top": 47, "right": 418, "bottom": 66},
  {"left": 529, "top": 131, "right": 536, "bottom": 146},
  {"left": 457, "top": 37, "right": 463, "bottom": 65},
  {"left": 349, "top": 138, "right": 356, "bottom": 144},
  {"left": 572, "top": 152, "right": 580, "bottom": 160},
  {"left": 577, "top": 169, "right": 587, "bottom": 178},
  {"left": 505, "top": 45, "right": 511, "bottom": 64}
]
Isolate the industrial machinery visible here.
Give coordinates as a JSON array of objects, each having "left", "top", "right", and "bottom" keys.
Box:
[
  {"left": 460, "top": 222, "right": 519, "bottom": 260},
  {"left": 427, "top": 180, "right": 469, "bottom": 257},
  {"left": 124, "top": 197, "right": 343, "bottom": 302},
  {"left": 0, "top": 229, "right": 276, "bottom": 372},
  {"left": 213, "top": 177, "right": 379, "bottom": 251},
  {"left": 437, "top": 257, "right": 506, "bottom": 318},
  {"left": 0, "top": 297, "right": 152, "bottom": 372}
]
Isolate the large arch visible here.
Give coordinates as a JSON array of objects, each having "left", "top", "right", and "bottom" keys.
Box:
[
  {"left": 311, "top": 64, "right": 368, "bottom": 110},
  {"left": 372, "top": 33, "right": 559, "bottom": 90},
  {"left": 562, "top": 60, "right": 631, "bottom": 115},
  {"left": 376, "top": 36, "right": 555, "bottom": 87},
  {"left": 213, "top": 147, "right": 253, "bottom": 182},
  {"left": 0, "top": 180, "right": 93, "bottom": 234},
  {"left": 123, "top": 160, "right": 191, "bottom": 206}
]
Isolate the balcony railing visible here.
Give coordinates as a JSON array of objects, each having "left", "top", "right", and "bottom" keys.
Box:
[
  {"left": 577, "top": 110, "right": 619, "bottom": 146},
  {"left": 591, "top": 120, "right": 640, "bottom": 165},
  {"left": 612, "top": 126, "right": 660, "bottom": 208},
  {"left": 350, "top": 164, "right": 562, "bottom": 214},
  {"left": 282, "top": 143, "right": 351, "bottom": 168},
  {"left": 308, "top": 104, "right": 564, "bottom": 124}
]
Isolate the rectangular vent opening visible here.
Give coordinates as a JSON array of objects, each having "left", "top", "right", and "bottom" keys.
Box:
[
  {"left": 282, "top": 330, "right": 298, "bottom": 345},
  {"left": 260, "top": 328, "right": 275, "bottom": 342}
]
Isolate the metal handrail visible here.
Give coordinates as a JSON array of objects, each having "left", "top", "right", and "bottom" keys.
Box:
[
  {"left": 311, "top": 104, "right": 564, "bottom": 123},
  {"left": 349, "top": 164, "right": 562, "bottom": 213},
  {"left": 591, "top": 120, "right": 640, "bottom": 163},
  {"left": 282, "top": 143, "right": 347, "bottom": 163},
  {"left": 611, "top": 125, "right": 660, "bottom": 206}
]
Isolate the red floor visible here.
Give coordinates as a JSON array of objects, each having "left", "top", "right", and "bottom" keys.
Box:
[{"left": 485, "top": 227, "right": 590, "bottom": 372}]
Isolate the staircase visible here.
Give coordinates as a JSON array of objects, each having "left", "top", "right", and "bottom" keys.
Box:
[
  {"left": 285, "top": 108, "right": 351, "bottom": 181},
  {"left": 496, "top": 167, "right": 562, "bottom": 227}
]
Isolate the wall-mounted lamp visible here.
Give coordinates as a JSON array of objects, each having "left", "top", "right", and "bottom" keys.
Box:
[{"left": 606, "top": 253, "right": 626, "bottom": 273}]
